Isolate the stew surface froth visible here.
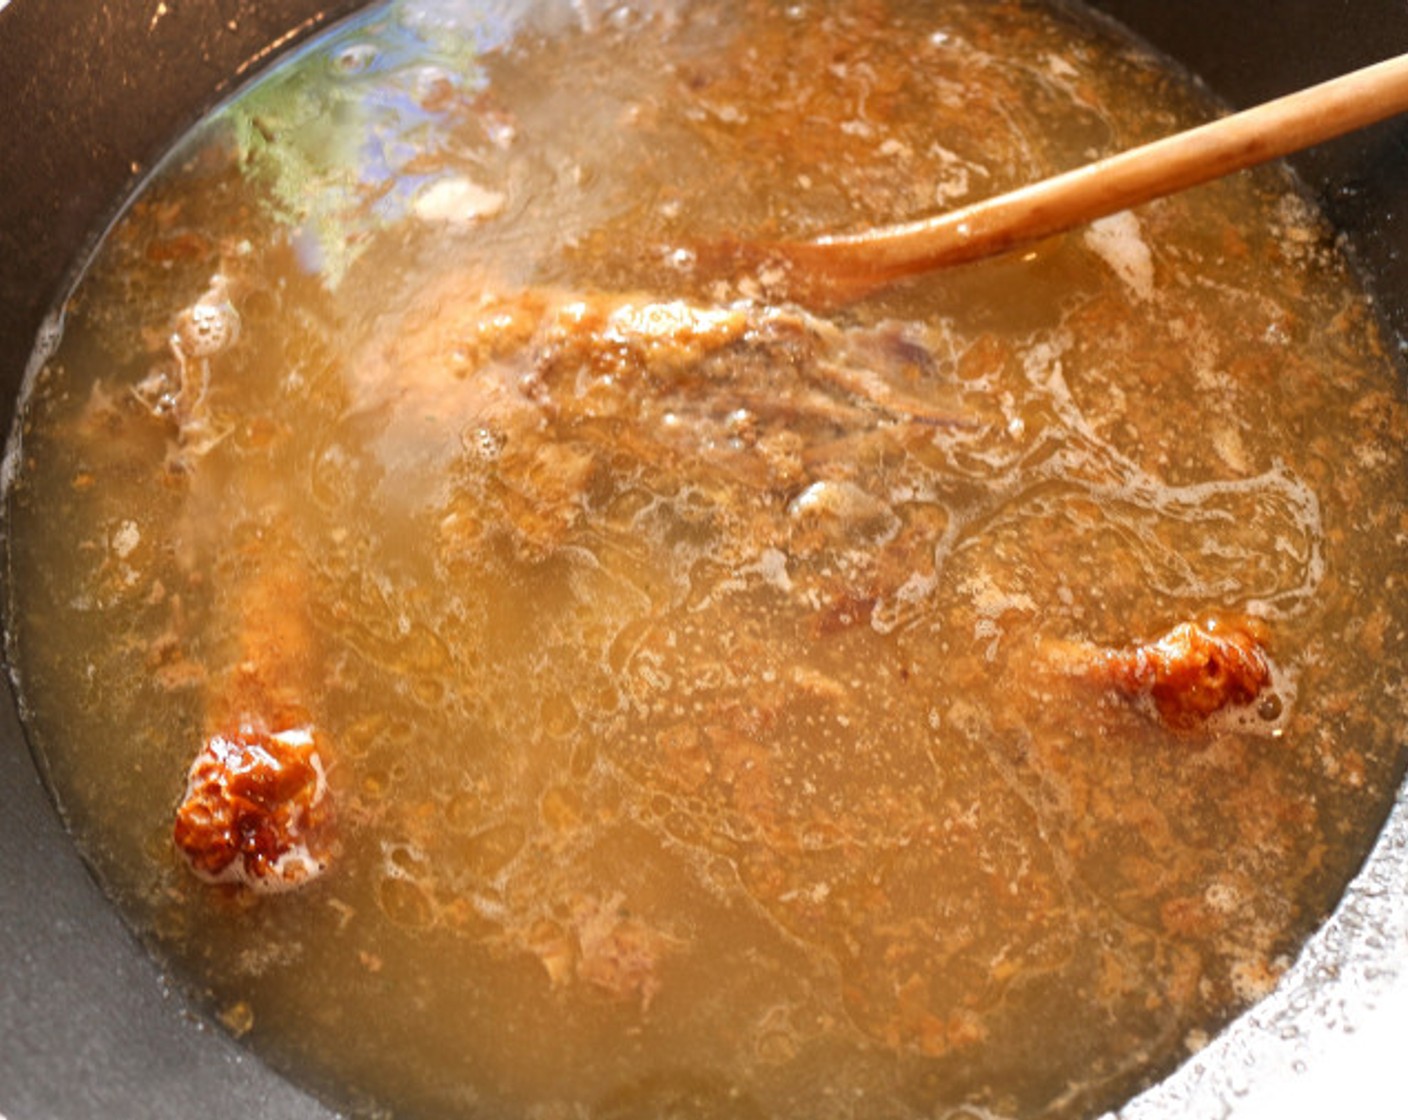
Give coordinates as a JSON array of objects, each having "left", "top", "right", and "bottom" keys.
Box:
[{"left": 7, "top": 1, "right": 1408, "bottom": 1117}]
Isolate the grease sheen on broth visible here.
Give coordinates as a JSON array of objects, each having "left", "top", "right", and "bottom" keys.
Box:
[{"left": 7, "top": 1, "right": 1408, "bottom": 1118}]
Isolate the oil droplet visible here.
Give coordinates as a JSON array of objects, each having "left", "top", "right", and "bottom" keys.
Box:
[
  {"left": 332, "top": 42, "right": 378, "bottom": 75},
  {"left": 218, "top": 1000, "right": 255, "bottom": 1038}
]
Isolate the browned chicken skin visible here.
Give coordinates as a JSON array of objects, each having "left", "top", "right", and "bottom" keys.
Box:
[
  {"left": 171, "top": 551, "right": 337, "bottom": 891},
  {"left": 173, "top": 558, "right": 335, "bottom": 891},
  {"left": 173, "top": 724, "right": 335, "bottom": 891},
  {"left": 1048, "top": 616, "right": 1273, "bottom": 730}
]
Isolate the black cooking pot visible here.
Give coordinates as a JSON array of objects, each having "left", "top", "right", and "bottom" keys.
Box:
[{"left": 2, "top": 2, "right": 1407, "bottom": 1118}]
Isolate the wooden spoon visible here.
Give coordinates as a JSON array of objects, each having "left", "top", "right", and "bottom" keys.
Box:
[{"left": 737, "top": 52, "right": 1408, "bottom": 303}]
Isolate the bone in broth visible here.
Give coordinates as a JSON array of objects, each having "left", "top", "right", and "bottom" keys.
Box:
[{"left": 7, "top": 0, "right": 1408, "bottom": 1117}]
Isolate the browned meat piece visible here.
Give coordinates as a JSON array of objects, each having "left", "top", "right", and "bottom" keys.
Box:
[
  {"left": 174, "top": 626, "right": 337, "bottom": 894},
  {"left": 1048, "top": 616, "right": 1272, "bottom": 730},
  {"left": 169, "top": 479, "right": 337, "bottom": 890},
  {"left": 568, "top": 892, "right": 678, "bottom": 1008},
  {"left": 518, "top": 892, "right": 680, "bottom": 1010},
  {"left": 173, "top": 724, "right": 334, "bottom": 891},
  {"left": 353, "top": 275, "right": 970, "bottom": 562}
]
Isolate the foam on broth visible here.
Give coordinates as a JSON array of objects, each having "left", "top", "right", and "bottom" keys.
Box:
[{"left": 7, "top": 1, "right": 1408, "bottom": 1117}]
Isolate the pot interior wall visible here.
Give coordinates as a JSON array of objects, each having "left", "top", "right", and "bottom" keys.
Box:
[{"left": 0, "top": 2, "right": 1405, "bottom": 1118}]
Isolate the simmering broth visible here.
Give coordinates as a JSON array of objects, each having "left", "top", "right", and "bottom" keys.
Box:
[{"left": 7, "top": 1, "right": 1408, "bottom": 1117}]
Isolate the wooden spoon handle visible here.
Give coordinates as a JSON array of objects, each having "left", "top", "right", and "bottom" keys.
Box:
[{"left": 793, "top": 51, "right": 1408, "bottom": 285}]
